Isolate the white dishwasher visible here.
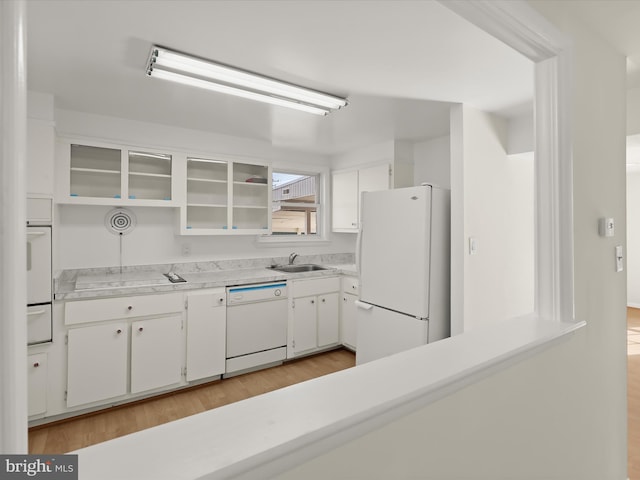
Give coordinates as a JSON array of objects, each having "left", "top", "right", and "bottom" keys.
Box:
[{"left": 225, "top": 281, "right": 288, "bottom": 375}]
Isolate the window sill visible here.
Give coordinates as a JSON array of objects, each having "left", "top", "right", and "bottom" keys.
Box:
[
  {"left": 254, "top": 235, "right": 331, "bottom": 247},
  {"left": 73, "top": 316, "right": 585, "bottom": 480}
]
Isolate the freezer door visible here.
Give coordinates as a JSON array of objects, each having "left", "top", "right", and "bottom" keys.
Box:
[
  {"left": 26, "top": 226, "right": 52, "bottom": 305},
  {"left": 359, "top": 185, "right": 431, "bottom": 317},
  {"left": 355, "top": 301, "right": 428, "bottom": 365}
]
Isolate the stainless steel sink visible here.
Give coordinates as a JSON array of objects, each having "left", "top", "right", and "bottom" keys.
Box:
[{"left": 268, "top": 264, "right": 328, "bottom": 273}]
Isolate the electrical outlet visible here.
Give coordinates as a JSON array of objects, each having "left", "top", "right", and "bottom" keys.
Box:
[
  {"left": 616, "top": 245, "right": 623, "bottom": 272},
  {"left": 181, "top": 244, "right": 191, "bottom": 257}
]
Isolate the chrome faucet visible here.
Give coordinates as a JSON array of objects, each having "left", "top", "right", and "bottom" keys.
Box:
[{"left": 288, "top": 252, "right": 298, "bottom": 265}]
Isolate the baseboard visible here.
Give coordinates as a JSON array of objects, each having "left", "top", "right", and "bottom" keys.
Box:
[{"left": 628, "top": 303, "right": 640, "bottom": 309}]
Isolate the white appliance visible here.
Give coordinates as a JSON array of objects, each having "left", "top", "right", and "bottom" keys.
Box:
[
  {"left": 225, "top": 282, "right": 288, "bottom": 375},
  {"left": 355, "top": 184, "right": 450, "bottom": 365},
  {"left": 26, "top": 225, "right": 52, "bottom": 345}
]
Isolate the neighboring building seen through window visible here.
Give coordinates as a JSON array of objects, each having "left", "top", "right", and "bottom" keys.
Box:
[{"left": 272, "top": 172, "right": 319, "bottom": 235}]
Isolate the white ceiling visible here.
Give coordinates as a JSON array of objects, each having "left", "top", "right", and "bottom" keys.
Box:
[{"left": 26, "top": 1, "right": 536, "bottom": 155}]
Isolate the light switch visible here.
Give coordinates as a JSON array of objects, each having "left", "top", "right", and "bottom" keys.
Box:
[
  {"left": 616, "top": 245, "right": 623, "bottom": 272},
  {"left": 469, "top": 237, "right": 478, "bottom": 255},
  {"left": 599, "top": 217, "right": 615, "bottom": 237}
]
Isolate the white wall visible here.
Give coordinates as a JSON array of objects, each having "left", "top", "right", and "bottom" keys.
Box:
[
  {"left": 628, "top": 86, "right": 640, "bottom": 136},
  {"left": 413, "top": 135, "right": 450, "bottom": 188},
  {"left": 465, "top": 108, "right": 534, "bottom": 329},
  {"left": 507, "top": 111, "right": 534, "bottom": 154},
  {"left": 451, "top": 106, "right": 535, "bottom": 332},
  {"left": 274, "top": 1, "right": 628, "bottom": 478},
  {"left": 53, "top": 110, "right": 354, "bottom": 269},
  {"left": 330, "top": 140, "right": 395, "bottom": 170},
  {"left": 628, "top": 164, "right": 640, "bottom": 306}
]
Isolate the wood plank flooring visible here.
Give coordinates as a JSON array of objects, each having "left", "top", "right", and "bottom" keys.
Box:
[
  {"left": 628, "top": 307, "right": 640, "bottom": 480},
  {"left": 28, "top": 348, "right": 355, "bottom": 454}
]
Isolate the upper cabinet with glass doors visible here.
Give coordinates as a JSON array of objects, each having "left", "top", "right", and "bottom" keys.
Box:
[
  {"left": 179, "top": 157, "right": 271, "bottom": 235},
  {"left": 56, "top": 139, "right": 272, "bottom": 234},
  {"left": 57, "top": 140, "right": 177, "bottom": 206}
]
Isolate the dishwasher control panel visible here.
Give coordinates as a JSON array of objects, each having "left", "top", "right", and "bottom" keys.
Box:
[{"left": 226, "top": 282, "right": 288, "bottom": 305}]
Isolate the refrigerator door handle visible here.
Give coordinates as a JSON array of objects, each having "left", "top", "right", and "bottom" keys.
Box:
[
  {"left": 356, "top": 225, "right": 363, "bottom": 276},
  {"left": 355, "top": 300, "right": 373, "bottom": 310}
]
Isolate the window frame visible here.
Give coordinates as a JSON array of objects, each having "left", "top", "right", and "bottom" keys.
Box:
[
  {"left": 271, "top": 172, "right": 320, "bottom": 236},
  {"left": 256, "top": 164, "right": 331, "bottom": 246}
]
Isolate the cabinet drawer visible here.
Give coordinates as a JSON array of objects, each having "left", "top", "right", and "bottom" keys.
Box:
[
  {"left": 27, "top": 197, "right": 52, "bottom": 225},
  {"left": 292, "top": 277, "right": 340, "bottom": 298},
  {"left": 342, "top": 276, "right": 359, "bottom": 296},
  {"left": 65, "top": 292, "right": 184, "bottom": 326}
]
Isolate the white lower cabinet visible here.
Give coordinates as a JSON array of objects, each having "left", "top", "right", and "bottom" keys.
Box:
[
  {"left": 131, "top": 315, "right": 183, "bottom": 394},
  {"left": 185, "top": 289, "right": 226, "bottom": 381},
  {"left": 65, "top": 291, "right": 187, "bottom": 409},
  {"left": 341, "top": 293, "right": 358, "bottom": 350},
  {"left": 291, "top": 277, "right": 340, "bottom": 356},
  {"left": 317, "top": 293, "right": 340, "bottom": 346},
  {"left": 28, "top": 352, "right": 48, "bottom": 416},
  {"left": 340, "top": 276, "right": 359, "bottom": 350},
  {"left": 67, "top": 315, "right": 185, "bottom": 408},
  {"left": 67, "top": 322, "right": 128, "bottom": 408},
  {"left": 292, "top": 296, "right": 319, "bottom": 353}
]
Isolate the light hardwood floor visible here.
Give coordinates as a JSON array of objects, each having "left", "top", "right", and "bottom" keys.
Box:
[
  {"left": 29, "top": 348, "right": 356, "bottom": 454},
  {"left": 628, "top": 308, "right": 640, "bottom": 480}
]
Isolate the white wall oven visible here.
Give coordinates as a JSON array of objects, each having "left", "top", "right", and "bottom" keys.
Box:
[{"left": 27, "top": 198, "right": 52, "bottom": 345}]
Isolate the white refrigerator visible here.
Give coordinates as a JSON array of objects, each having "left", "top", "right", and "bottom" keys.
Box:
[{"left": 355, "top": 184, "right": 450, "bottom": 365}]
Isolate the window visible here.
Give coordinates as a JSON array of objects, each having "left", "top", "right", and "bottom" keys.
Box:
[{"left": 271, "top": 171, "right": 320, "bottom": 236}]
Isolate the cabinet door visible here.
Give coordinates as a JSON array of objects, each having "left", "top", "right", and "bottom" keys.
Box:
[
  {"left": 293, "top": 296, "right": 318, "bottom": 354},
  {"left": 332, "top": 170, "right": 358, "bottom": 230},
  {"left": 184, "top": 157, "right": 229, "bottom": 232},
  {"left": 28, "top": 353, "right": 47, "bottom": 416},
  {"left": 67, "top": 323, "right": 128, "bottom": 407},
  {"left": 231, "top": 162, "right": 271, "bottom": 232},
  {"left": 358, "top": 163, "right": 390, "bottom": 195},
  {"left": 127, "top": 150, "right": 172, "bottom": 201},
  {"left": 69, "top": 144, "right": 123, "bottom": 200},
  {"left": 186, "top": 291, "right": 226, "bottom": 381},
  {"left": 341, "top": 294, "right": 358, "bottom": 350},
  {"left": 317, "top": 293, "right": 340, "bottom": 347},
  {"left": 131, "top": 315, "right": 183, "bottom": 394}
]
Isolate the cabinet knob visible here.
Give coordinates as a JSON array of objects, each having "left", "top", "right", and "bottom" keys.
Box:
[
  {"left": 219, "top": 298, "right": 224, "bottom": 303},
  {"left": 311, "top": 300, "right": 315, "bottom": 304},
  {"left": 116, "top": 329, "right": 122, "bottom": 334},
  {"left": 138, "top": 327, "right": 144, "bottom": 332},
  {"left": 127, "top": 305, "right": 133, "bottom": 311},
  {"left": 33, "top": 362, "right": 40, "bottom": 368},
  {"left": 352, "top": 285, "right": 356, "bottom": 289},
  {"left": 322, "top": 298, "right": 326, "bottom": 303}
]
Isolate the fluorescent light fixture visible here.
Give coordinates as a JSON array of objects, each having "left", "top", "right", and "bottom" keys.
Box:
[
  {"left": 188, "top": 158, "right": 227, "bottom": 164},
  {"left": 146, "top": 46, "right": 348, "bottom": 116},
  {"left": 129, "top": 151, "right": 171, "bottom": 160}
]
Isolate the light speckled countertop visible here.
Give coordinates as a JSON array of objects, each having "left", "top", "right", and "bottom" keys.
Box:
[{"left": 55, "top": 253, "right": 356, "bottom": 300}]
